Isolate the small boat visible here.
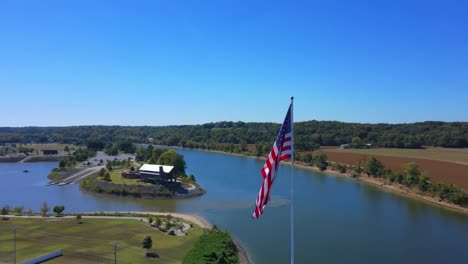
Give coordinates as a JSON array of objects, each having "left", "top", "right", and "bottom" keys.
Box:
[{"left": 23, "top": 170, "right": 29, "bottom": 173}]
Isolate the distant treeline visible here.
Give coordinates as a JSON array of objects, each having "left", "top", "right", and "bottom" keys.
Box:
[{"left": 0, "top": 121, "right": 467, "bottom": 150}]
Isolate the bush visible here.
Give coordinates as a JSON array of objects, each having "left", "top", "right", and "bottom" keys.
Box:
[
  {"left": 102, "top": 172, "right": 111, "bottom": 181},
  {"left": 183, "top": 229, "right": 238, "bottom": 264},
  {"left": 146, "top": 252, "right": 159, "bottom": 258},
  {"left": 13, "top": 206, "right": 24, "bottom": 214},
  {"left": 40, "top": 202, "right": 50, "bottom": 216}
]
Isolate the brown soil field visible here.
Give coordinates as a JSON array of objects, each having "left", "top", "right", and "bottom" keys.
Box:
[{"left": 320, "top": 150, "right": 468, "bottom": 191}]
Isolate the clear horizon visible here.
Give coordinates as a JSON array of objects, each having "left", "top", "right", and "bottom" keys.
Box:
[{"left": 1, "top": 1, "right": 468, "bottom": 126}]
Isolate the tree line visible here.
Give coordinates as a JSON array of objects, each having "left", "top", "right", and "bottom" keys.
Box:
[
  {"left": 0, "top": 121, "right": 467, "bottom": 150},
  {"left": 297, "top": 153, "right": 467, "bottom": 207}
]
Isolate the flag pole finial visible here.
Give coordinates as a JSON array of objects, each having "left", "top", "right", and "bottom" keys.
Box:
[{"left": 290, "top": 96, "right": 294, "bottom": 101}]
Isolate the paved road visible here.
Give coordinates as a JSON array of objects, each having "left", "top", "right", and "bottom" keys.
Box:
[{"left": 48, "top": 166, "right": 103, "bottom": 186}]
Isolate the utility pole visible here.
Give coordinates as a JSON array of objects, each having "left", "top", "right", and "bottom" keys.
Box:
[
  {"left": 113, "top": 241, "right": 117, "bottom": 264},
  {"left": 13, "top": 227, "right": 16, "bottom": 264}
]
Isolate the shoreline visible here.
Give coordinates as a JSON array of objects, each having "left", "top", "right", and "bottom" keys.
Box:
[
  {"left": 163, "top": 145, "right": 468, "bottom": 215},
  {"left": 81, "top": 177, "right": 207, "bottom": 200},
  {"left": 4, "top": 211, "right": 211, "bottom": 229},
  {"left": 297, "top": 164, "right": 468, "bottom": 214}
]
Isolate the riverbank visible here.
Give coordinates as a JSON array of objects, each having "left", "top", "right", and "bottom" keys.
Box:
[
  {"left": 159, "top": 145, "right": 468, "bottom": 215},
  {"left": 296, "top": 163, "right": 468, "bottom": 214}
]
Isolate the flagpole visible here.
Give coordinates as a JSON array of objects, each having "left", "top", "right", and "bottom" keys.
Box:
[{"left": 290, "top": 96, "right": 295, "bottom": 264}]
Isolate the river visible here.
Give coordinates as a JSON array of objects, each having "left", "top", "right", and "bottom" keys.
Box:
[{"left": 1, "top": 149, "right": 468, "bottom": 263}]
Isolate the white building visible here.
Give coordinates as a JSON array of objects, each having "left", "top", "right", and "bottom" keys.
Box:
[{"left": 139, "top": 164, "right": 175, "bottom": 182}]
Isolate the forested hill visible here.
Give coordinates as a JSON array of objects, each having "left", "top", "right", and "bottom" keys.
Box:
[{"left": 0, "top": 121, "right": 467, "bottom": 150}]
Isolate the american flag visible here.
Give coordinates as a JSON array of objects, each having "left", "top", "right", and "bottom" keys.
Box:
[{"left": 252, "top": 104, "right": 293, "bottom": 219}]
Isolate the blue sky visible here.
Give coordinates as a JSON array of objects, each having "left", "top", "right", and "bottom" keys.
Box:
[{"left": 1, "top": 0, "right": 467, "bottom": 126}]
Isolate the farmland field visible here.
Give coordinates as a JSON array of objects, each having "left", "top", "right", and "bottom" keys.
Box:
[
  {"left": 323, "top": 147, "right": 468, "bottom": 164},
  {"left": 320, "top": 147, "right": 468, "bottom": 191}
]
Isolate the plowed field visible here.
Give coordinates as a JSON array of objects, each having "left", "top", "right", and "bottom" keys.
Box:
[{"left": 321, "top": 149, "right": 468, "bottom": 191}]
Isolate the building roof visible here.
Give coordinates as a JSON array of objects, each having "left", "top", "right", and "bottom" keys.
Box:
[{"left": 139, "top": 164, "right": 174, "bottom": 173}]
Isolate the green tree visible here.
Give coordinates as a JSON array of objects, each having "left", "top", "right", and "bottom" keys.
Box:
[
  {"left": 155, "top": 216, "right": 162, "bottom": 227},
  {"left": 64, "top": 145, "right": 70, "bottom": 153},
  {"left": 142, "top": 236, "right": 153, "bottom": 253},
  {"left": 401, "top": 162, "right": 421, "bottom": 187},
  {"left": 189, "top": 174, "right": 196, "bottom": 183},
  {"left": 365, "top": 157, "right": 384, "bottom": 177},
  {"left": 59, "top": 160, "right": 66, "bottom": 168},
  {"left": 117, "top": 141, "right": 136, "bottom": 153},
  {"left": 86, "top": 139, "right": 105, "bottom": 151},
  {"left": 351, "top": 137, "right": 364, "bottom": 149},
  {"left": 105, "top": 145, "right": 119, "bottom": 156},
  {"left": 18, "top": 146, "right": 34, "bottom": 155},
  {"left": 76, "top": 214, "right": 82, "bottom": 224},
  {"left": 418, "top": 175, "right": 430, "bottom": 192},
  {"left": 354, "top": 160, "right": 363, "bottom": 174},
  {"left": 255, "top": 143, "right": 264, "bottom": 156},
  {"left": 313, "top": 153, "right": 328, "bottom": 171},
  {"left": 40, "top": 202, "right": 50, "bottom": 216},
  {"left": 147, "top": 148, "right": 167, "bottom": 164},
  {"left": 13, "top": 206, "right": 24, "bottom": 214},
  {"left": 157, "top": 150, "right": 186, "bottom": 176},
  {"left": 1, "top": 207, "right": 8, "bottom": 218},
  {"left": 102, "top": 172, "right": 111, "bottom": 181},
  {"left": 53, "top": 205, "right": 65, "bottom": 216}
]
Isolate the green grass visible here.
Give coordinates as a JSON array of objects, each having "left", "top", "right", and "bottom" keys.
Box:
[
  {"left": 106, "top": 170, "right": 153, "bottom": 186},
  {"left": 16, "top": 143, "right": 76, "bottom": 151},
  {"left": 325, "top": 148, "right": 468, "bottom": 164},
  {"left": 0, "top": 217, "right": 202, "bottom": 263}
]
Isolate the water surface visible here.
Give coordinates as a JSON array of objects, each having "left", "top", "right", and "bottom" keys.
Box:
[{"left": 1, "top": 149, "right": 467, "bottom": 263}]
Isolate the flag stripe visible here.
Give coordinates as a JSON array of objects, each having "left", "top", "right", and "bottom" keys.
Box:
[{"left": 252, "top": 104, "right": 293, "bottom": 219}]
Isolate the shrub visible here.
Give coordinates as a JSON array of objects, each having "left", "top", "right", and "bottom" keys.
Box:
[
  {"left": 183, "top": 228, "right": 238, "bottom": 264},
  {"left": 40, "top": 202, "right": 50, "bottom": 216},
  {"left": 13, "top": 206, "right": 24, "bottom": 214}
]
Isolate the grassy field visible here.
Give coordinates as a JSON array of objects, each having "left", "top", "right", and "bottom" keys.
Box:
[
  {"left": 322, "top": 147, "right": 468, "bottom": 164},
  {"left": 16, "top": 144, "right": 75, "bottom": 151},
  {"left": 0, "top": 217, "right": 202, "bottom": 264},
  {"left": 107, "top": 170, "right": 153, "bottom": 186}
]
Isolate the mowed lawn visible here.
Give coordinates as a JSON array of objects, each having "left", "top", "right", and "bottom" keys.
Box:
[
  {"left": 107, "top": 170, "right": 153, "bottom": 186},
  {"left": 0, "top": 218, "right": 202, "bottom": 264},
  {"left": 322, "top": 147, "right": 468, "bottom": 164}
]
